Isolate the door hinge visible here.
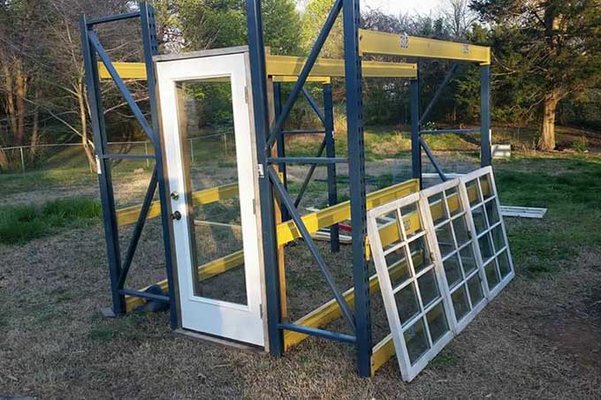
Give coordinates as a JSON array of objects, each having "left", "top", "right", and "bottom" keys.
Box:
[
  {"left": 245, "top": 85, "right": 249, "bottom": 104},
  {"left": 257, "top": 163, "right": 265, "bottom": 178}
]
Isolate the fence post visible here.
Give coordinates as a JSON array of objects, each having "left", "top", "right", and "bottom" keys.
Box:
[
  {"left": 19, "top": 146, "right": 25, "bottom": 173},
  {"left": 144, "top": 141, "right": 149, "bottom": 168}
]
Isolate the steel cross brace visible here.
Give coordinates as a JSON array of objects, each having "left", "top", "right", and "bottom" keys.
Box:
[
  {"left": 268, "top": 166, "right": 356, "bottom": 330},
  {"left": 264, "top": 0, "right": 343, "bottom": 150}
]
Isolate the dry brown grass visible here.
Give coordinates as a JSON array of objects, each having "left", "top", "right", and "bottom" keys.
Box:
[
  {"left": 1, "top": 149, "right": 600, "bottom": 398},
  {"left": 1, "top": 218, "right": 600, "bottom": 399}
]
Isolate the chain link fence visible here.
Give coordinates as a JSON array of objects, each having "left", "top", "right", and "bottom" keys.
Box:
[{"left": 0, "top": 133, "right": 230, "bottom": 173}]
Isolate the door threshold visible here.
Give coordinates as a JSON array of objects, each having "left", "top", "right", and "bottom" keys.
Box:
[{"left": 174, "top": 328, "right": 266, "bottom": 354}]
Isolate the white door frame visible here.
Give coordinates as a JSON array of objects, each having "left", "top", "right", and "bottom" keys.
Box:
[{"left": 155, "top": 51, "right": 266, "bottom": 347}]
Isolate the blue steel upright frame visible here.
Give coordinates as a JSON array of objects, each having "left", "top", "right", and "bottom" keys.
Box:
[
  {"left": 410, "top": 62, "right": 492, "bottom": 181},
  {"left": 80, "top": 4, "right": 178, "bottom": 328},
  {"left": 274, "top": 82, "right": 340, "bottom": 251},
  {"left": 246, "top": 0, "right": 372, "bottom": 377},
  {"left": 82, "top": 0, "right": 492, "bottom": 380}
]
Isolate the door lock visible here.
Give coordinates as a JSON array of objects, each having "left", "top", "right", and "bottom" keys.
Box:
[{"left": 171, "top": 211, "right": 182, "bottom": 221}]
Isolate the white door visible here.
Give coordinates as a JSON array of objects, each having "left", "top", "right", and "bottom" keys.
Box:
[{"left": 156, "top": 51, "right": 265, "bottom": 347}]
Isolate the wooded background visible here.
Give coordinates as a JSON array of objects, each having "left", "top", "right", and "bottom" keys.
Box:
[{"left": 0, "top": 0, "right": 599, "bottom": 171}]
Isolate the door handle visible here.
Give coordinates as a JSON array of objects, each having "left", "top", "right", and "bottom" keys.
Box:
[{"left": 171, "top": 211, "right": 182, "bottom": 221}]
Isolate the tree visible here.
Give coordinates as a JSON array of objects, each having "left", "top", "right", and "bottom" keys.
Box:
[
  {"left": 471, "top": 0, "right": 601, "bottom": 150},
  {"left": 0, "top": 0, "right": 52, "bottom": 168},
  {"left": 42, "top": 0, "right": 138, "bottom": 171},
  {"left": 441, "top": 0, "right": 477, "bottom": 39},
  {"left": 0, "top": 0, "right": 138, "bottom": 171},
  {"left": 300, "top": 0, "right": 343, "bottom": 58},
  {"left": 172, "top": 0, "right": 301, "bottom": 55}
]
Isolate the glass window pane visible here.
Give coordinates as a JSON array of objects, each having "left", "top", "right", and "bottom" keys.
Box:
[
  {"left": 404, "top": 318, "right": 430, "bottom": 365},
  {"left": 459, "top": 245, "right": 477, "bottom": 275},
  {"left": 465, "top": 179, "right": 481, "bottom": 206},
  {"left": 177, "top": 78, "right": 247, "bottom": 305},
  {"left": 389, "top": 246, "right": 412, "bottom": 289},
  {"left": 417, "top": 269, "right": 440, "bottom": 308},
  {"left": 443, "top": 254, "right": 463, "bottom": 289},
  {"left": 497, "top": 250, "right": 512, "bottom": 279},
  {"left": 479, "top": 233, "right": 495, "bottom": 261},
  {"left": 426, "top": 303, "right": 449, "bottom": 344},
  {"left": 396, "top": 283, "right": 421, "bottom": 325},
  {"left": 451, "top": 285, "right": 470, "bottom": 321},
  {"left": 385, "top": 245, "right": 407, "bottom": 268},
  {"left": 379, "top": 212, "right": 402, "bottom": 251},
  {"left": 435, "top": 223, "right": 455, "bottom": 258},
  {"left": 485, "top": 199, "right": 500, "bottom": 226},
  {"left": 408, "top": 236, "right": 432, "bottom": 273},
  {"left": 479, "top": 175, "right": 494, "bottom": 200},
  {"left": 467, "top": 274, "right": 484, "bottom": 306},
  {"left": 429, "top": 192, "right": 448, "bottom": 225},
  {"left": 400, "top": 203, "right": 420, "bottom": 240},
  {"left": 472, "top": 205, "right": 487, "bottom": 234},
  {"left": 485, "top": 260, "right": 501, "bottom": 290},
  {"left": 445, "top": 187, "right": 462, "bottom": 217},
  {"left": 491, "top": 225, "right": 505, "bottom": 252},
  {"left": 452, "top": 215, "right": 470, "bottom": 246}
]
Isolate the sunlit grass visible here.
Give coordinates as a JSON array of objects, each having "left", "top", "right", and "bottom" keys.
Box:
[{"left": 0, "top": 198, "right": 101, "bottom": 244}]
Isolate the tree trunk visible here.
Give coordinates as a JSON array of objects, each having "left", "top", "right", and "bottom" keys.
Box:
[
  {"left": 15, "top": 63, "right": 27, "bottom": 145},
  {"left": 78, "top": 80, "right": 96, "bottom": 173},
  {"left": 1, "top": 60, "right": 28, "bottom": 146},
  {"left": 29, "top": 89, "right": 41, "bottom": 161},
  {"left": 538, "top": 89, "right": 561, "bottom": 151},
  {"left": 1, "top": 63, "right": 18, "bottom": 145},
  {"left": 0, "top": 147, "right": 8, "bottom": 170}
]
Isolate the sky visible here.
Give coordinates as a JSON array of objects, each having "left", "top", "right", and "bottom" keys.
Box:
[
  {"left": 361, "top": 0, "right": 446, "bottom": 16},
  {"left": 296, "top": 0, "right": 447, "bottom": 16}
]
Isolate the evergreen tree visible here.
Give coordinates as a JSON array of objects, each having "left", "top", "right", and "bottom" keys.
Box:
[{"left": 471, "top": 0, "right": 601, "bottom": 150}]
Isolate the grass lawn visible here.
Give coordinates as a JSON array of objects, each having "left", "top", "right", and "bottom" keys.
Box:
[{"left": 0, "top": 127, "right": 600, "bottom": 398}]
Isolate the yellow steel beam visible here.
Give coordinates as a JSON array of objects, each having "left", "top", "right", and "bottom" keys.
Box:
[
  {"left": 125, "top": 250, "right": 245, "bottom": 311},
  {"left": 99, "top": 56, "right": 418, "bottom": 81},
  {"left": 284, "top": 253, "right": 423, "bottom": 350},
  {"left": 272, "top": 76, "right": 332, "bottom": 84},
  {"left": 124, "top": 179, "right": 419, "bottom": 313},
  {"left": 277, "top": 179, "right": 420, "bottom": 247},
  {"left": 266, "top": 55, "right": 417, "bottom": 79},
  {"left": 98, "top": 62, "right": 147, "bottom": 79},
  {"left": 371, "top": 334, "right": 396, "bottom": 375},
  {"left": 116, "top": 182, "right": 239, "bottom": 226},
  {"left": 359, "top": 29, "right": 491, "bottom": 65}
]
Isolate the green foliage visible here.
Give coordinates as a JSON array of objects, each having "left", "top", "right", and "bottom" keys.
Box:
[
  {"left": 300, "top": 0, "right": 344, "bottom": 58},
  {"left": 0, "top": 198, "right": 101, "bottom": 245},
  {"left": 571, "top": 135, "right": 589, "bottom": 153},
  {"left": 183, "top": 81, "right": 234, "bottom": 129},
  {"left": 0, "top": 206, "right": 51, "bottom": 244},
  {"left": 470, "top": 0, "right": 601, "bottom": 130},
  {"left": 173, "top": 0, "right": 301, "bottom": 54},
  {"left": 43, "top": 198, "right": 102, "bottom": 221}
]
